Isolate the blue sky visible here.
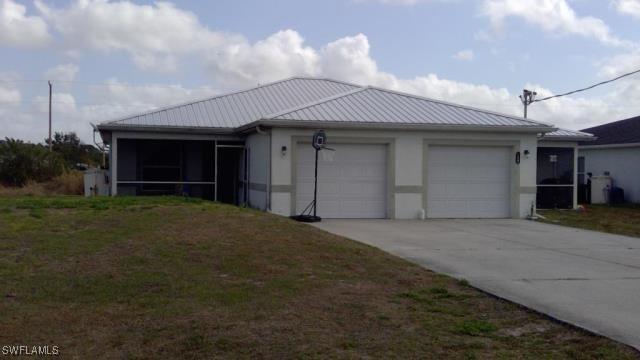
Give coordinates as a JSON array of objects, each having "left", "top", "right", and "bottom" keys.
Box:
[{"left": 1, "top": 0, "right": 640, "bottom": 142}]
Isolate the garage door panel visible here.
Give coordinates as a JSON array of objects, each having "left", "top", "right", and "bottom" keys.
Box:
[
  {"left": 296, "top": 143, "right": 387, "bottom": 219},
  {"left": 427, "top": 146, "right": 511, "bottom": 218}
]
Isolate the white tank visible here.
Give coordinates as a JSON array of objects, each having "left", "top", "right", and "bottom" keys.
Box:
[
  {"left": 591, "top": 175, "right": 611, "bottom": 204},
  {"left": 84, "top": 169, "right": 110, "bottom": 197}
]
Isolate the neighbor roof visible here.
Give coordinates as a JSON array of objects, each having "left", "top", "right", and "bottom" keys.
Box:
[
  {"left": 580, "top": 116, "right": 640, "bottom": 146},
  {"left": 543, "top": 128, "right": 594, "bottom": 141},
  {"left": 98, "top": 77, "right": 555, "bottom": 133}
]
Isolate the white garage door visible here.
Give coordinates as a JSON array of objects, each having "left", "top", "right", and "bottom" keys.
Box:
[
  {"left": 295, "top": 143, "right": 387, "bottom": 218},
  {"left": 427, "top": 146, "right": 511, "bottom": 218}
]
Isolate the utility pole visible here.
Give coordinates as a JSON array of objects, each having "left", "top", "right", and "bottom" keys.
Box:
[
  {"left": 48, "top": 81, "right": 52, "bottom": 151},
  {"left": 519, "top": 89, "right": 537, "bottom": 119}
]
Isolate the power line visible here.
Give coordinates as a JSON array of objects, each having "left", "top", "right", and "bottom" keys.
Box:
[
  {"left": 0, "top": 78, "right": 207, "bottom": 89},
  {"left": 533, "top": 67, "right": 640, "bottom": 103}
]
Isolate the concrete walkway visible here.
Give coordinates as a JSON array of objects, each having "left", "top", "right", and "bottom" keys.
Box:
[{"left": 313, "top": 219, "right": 640, "bottom": 350}]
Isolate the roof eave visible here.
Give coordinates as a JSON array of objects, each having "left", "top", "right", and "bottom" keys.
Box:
[
  {"left": 542, "top": 136, "right": 596, "bottom": 142},
  {"left": 237, "top": 119, "right": 556, "bottom": 134},
  {"left": 96, "top": 124, "right": 236, "bottom": 134}
]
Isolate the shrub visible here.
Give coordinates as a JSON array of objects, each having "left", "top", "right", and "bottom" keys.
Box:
[{"left": 0, "top": 138, "right": 65, "bottom": 186}]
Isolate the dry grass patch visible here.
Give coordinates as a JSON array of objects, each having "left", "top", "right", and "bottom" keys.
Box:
[
  {"left": 0, "top": 196, "right": 637, "bottom": 359},
  {"left": 0, "top": 170, "right": 84, "bottom": 196}
]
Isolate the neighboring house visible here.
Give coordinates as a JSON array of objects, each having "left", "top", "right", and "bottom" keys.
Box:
[
  {"left": 96, "top": 77, "right": 591, "bottom": 219},
  {"left": 579, "top": 116, "right": 640, "bottom": 203}
]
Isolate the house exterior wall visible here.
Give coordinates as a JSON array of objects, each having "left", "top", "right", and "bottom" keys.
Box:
[
  {"left": 579, "top": 146, "right": 640, "bottom": 203},
  {"left": 269, "top": 127, "right": 539, "bottom": 219},
  {"left": 245, "top": 131, "right": 270, "bottom": 210}
]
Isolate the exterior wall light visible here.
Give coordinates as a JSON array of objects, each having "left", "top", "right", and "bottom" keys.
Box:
[
  {"left": 281, "top": 145, "right": 287, "bottom": 157},
  {"left": 523, "top": 149, "right": 530, "bottom": 158}
]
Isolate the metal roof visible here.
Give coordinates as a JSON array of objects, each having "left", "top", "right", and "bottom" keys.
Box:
[
  {"left": 544, "top": 128, "right": 595, "bottom": 141},
  {"left": 267, "top": 86, "right": 550, "bottom": 128},
  {"left": 98, "top": 77, "right": 555, "bottom": 132},
  {"left": 99, "top": 77, "right": 359, "bottom": 130}
]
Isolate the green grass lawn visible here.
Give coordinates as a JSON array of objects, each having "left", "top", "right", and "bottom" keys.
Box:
[
  {"left": 538, "top": 204, "right": 640, "bottom": 238},
  {"left": 1, "top": 196, "right": 637, "bottom": 359}
]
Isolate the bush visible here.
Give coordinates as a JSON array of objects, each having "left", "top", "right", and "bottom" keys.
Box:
[{"left": 0, "top": 138, "right": 65, "bottom": 186}]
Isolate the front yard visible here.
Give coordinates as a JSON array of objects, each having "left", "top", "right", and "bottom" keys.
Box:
[
  {"left": 538, "top": 204, "right": 640, "bottom": 238},
  {"left": 0, "top": 196, "right": 637, "bottom": 359}
]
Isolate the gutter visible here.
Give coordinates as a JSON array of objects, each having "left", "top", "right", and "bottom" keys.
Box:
[
  {"left": 96, "top": 124, "right": 236, "bottom": 135},
  {"left": 235, "top": 119, "right": 556, "bottom": 134}
]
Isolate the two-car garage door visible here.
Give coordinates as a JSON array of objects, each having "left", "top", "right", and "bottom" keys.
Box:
[
  {"left": 427, "top": 146, "right": 511, "bottom": 218},
  {"left": 294, "top": 143, "right": 511, "bottom": 219}
]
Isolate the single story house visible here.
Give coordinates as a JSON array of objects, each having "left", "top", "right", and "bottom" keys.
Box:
[
  {"left": 96, "top": 77, "right": 591, "bottom": 219},
  {"left": 579, "top": 116, "right": 640, "bottom": 203}
]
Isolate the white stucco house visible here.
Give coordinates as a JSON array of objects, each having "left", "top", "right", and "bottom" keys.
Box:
[
  {"left": 579, "top": 116, "right": 640, "bottom": 203},
  {"left": 96, "top": 77, "right": 591, "bottom": 219}
]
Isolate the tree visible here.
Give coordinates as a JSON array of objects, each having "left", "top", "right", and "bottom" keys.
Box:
[
  {"left": 0, "top": 138, "right": 64, "bottom": 186},
  {"left": 45, "top": 132, "right": 103, "bottom": 168}
]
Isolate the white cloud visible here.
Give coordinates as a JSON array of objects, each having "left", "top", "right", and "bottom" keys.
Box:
[
  {"left": 35, "top": 0, "right": 230, "bottom": 72},
  {"left": 207, "top": 30, "right": 320, "bottom": 86},
  {"left": 453, "top": 49, "right": 474, "bottom": 61},
  {"left": 0, "top": 0, "right": 50, "bottom": 48},
  {"left": 0, "top": 84, "right": 20, "bottom": 105},
  {"left": 599, "top": 50, "right": 640, "bottom": 77},
  {"left": 44, "top": 63, "right": 79, "bottom": 82},
  {"left": 613, "top": 0, "right": 640, "bottom": 19},
  {"left": 481, "top": 0, "right": 632, "bottom": 48}
]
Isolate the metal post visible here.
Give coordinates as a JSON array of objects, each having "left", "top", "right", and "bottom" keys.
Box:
[
  {"left": 48, "top": 81, "right": 52, "bottom": 150},
  {"left": 313, "top": 148, "right": 319, "bottom": 217}
]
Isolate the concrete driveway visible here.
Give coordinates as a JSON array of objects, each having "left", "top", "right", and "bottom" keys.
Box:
[{"left": 313, "top": 219, "right": 640, "bottom": 350}]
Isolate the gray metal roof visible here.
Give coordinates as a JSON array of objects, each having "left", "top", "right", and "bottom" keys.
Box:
[
  {"left": 99, "top": 77, "right": 359, "bottom": 130},
  {"left": 544, "top": 128, "right": 595, "bottom": 141},
  {"left": 267, "top": 87, "right": 550, "bottom": 128},
  {"left": 98, "top": 76, "right": 555, "bottom": 132}
]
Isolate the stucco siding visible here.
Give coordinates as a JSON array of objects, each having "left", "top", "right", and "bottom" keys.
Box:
[
  {"left": 269, "top": 127, "right": 538, "bottom": 219},
  {"left": 580, "top": 147, "right": 640, "bottom": 203}
]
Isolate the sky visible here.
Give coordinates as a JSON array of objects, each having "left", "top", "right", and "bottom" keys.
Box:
[{"left": 1, "top": 0, "right": 640, "bottom": 143}]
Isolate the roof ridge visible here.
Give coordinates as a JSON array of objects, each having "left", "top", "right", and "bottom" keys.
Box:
[
  {"left": 363, "top": 86, "right": 553, "bottom": 128},
  {"left": 264, "top": 86, "right": 367, "bottom": 120},
  {"left": 101, "top": 77, "right": 330, "bottom": 125}
]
